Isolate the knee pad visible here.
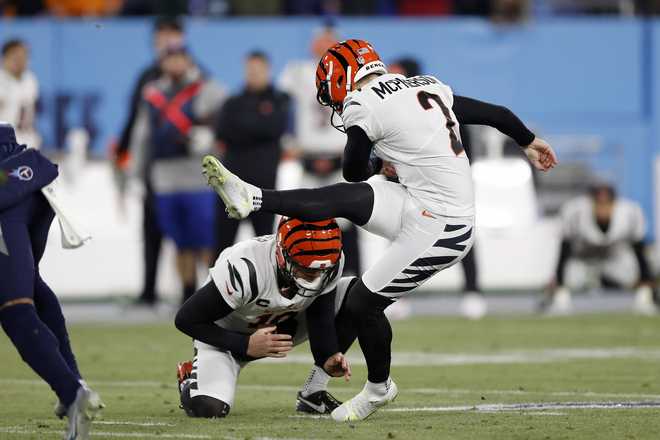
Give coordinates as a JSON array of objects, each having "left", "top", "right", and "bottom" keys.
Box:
[
  {"left": 345, "top": 279, "right": 393, "bottom": 321},
  {"left": 180, "top": 382, "right": 230, "bottom": 418}
]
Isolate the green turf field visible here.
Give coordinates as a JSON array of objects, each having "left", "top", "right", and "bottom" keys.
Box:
[{"left": 1, "top": 314, "right": 659, "bottom": 439}]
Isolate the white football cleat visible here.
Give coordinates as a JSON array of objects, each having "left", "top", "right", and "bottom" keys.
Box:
[
  {"left": 202, "top": 155, "right": 260, "bottom": 220},
  {"left": 331, "top": 378, "right": 398, "bottom": 422},
  {"left": 633, "top": 286, "right": 658, "bottom": 316},
  {"left": 64, "top": 386, "right": 104, "bottom": 440},
  {"left": 547, "top": 286, "right": 573, "bottom": 315},
  {"left": 460, "top": 292, "right": 487, "bottom": 320}
]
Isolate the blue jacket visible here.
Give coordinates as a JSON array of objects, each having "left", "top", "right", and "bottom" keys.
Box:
[{"left": 0, "top": 146, "right": 59, "bottom": 213}]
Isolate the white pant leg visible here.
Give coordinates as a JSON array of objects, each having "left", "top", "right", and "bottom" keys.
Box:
[
  {"left": 190, "top": 341, "right": 244, "bottom": 407},
  {"left": 361, "top": 176, "right": 408, "bottom": 241},
  {"left": 361, "top": 177, "right": 474, "bottom": 298}
]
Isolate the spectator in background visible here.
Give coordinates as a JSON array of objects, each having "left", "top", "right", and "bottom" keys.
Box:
[
  {"left": 213, "top": 51, "right": 289, "bottom": 258},
  {"left": 114, "top": 17, "right": 184, "bottom": 307},
  {"left": 490, "top": 0, "right": 528, "bottom": 22},
  {"left": 121, "top": 0, "right": 188, "bottom": 16},
  {"left": 389, "top": 56, "right": 487, "bottom": 319},
  {"left": 1, "top": 0, "right": 46, "bottom": 15},
  {"left": 277, "top": 25, "right": 362, "bottom": 277},
  {"left": 0, "top": 39, "right": 41, "bottom": 149},
  {"left": 543, "top": 183, "right": 658, "bottom": 315},
  {"left": 44, "top": 0, "right": 122, "bottom": 15},
  {"left": 130, "top": 44, "right": 224, "bottom": 305}
]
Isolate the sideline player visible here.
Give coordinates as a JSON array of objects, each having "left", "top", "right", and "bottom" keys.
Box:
[
  {"left": 543, "top": 183, "right": 658, "bottom": 314},
  {"left": 0, "top": 123, "right": 103, "bottom": 439},
  {"left": 201, "top": 39, "right": 557, "bottom": 421},
  {"left": 174, "top": 217, "right": 354, "bottom": 418}
]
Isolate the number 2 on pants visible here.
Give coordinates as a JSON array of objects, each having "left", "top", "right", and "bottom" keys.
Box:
[{"left": 417, "top": 91, "right": 464, "bottom": 156}]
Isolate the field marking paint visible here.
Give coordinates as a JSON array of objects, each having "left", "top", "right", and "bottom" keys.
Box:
[
  {"left": 0, "top": 427, "right": 305, "bottom": 440},
  {"left": 0, "top": 427, "right": 211, "bottom": 439},
  {"left": 93, "top": 420, "right": 176, "bottom": 427},
  {"left": 384, "top": 401, "right": 660, "bottom": 413},
  {"left": 3, "top": 378, "right": 660, "bottom": 401},
  {"left": 258, "top": 347, "right": 660, "bottom": 366}
]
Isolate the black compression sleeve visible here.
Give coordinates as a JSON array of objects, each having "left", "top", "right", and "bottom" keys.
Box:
[
  {"left": 555, "top": 240, "right": 572, "bottom": 285},
  {"left": 453, "top": 95, "right": 535, "bottom": 147},
  {"left": 632, "top": 241, "right": 653, "bottom": 283},
  {"left": 342, "top": 126, "right": 378, "bottom": 182},
  {"left": 174, "top": 281, "right": 250, "bottom": 357},
  {"left": 306, "top": 290, "right": 340, "bottom": 367}
]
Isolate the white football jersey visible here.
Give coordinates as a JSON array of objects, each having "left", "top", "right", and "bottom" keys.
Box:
[
  {"left": 341, "top": 73, "right": 474, "bottom": 217},
  {"left": 208, "top": 235, "right": 344, "bottom": 335},
  {"left": 561, "top": 196, "right": 646, "bottom": 248},
  {"left": 0, "top": 68, "right": 40, "bottom": 148},
  {"left": 278, "top": 60, "right": 346, "bottom": 155}
]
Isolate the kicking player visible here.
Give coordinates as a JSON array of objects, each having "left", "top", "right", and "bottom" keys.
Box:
[
  {"left": 0, "top": 123, "right": 103, "bottom": 439},
  {"left": 201, "top": 39, "right": 557, "bottom": 421},
  {"left": 174, "top": 217, "right": 354, "bottom": 418}
]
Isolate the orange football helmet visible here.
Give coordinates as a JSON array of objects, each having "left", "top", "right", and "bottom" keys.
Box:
[
  {"left": 276, "top": 217, "right": 342, "bottom": 297},
  {"left": 315, "top": 39, "right": 387, "bottom": 121}
]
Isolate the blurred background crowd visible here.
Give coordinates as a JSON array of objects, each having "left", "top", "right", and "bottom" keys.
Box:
[
  {"left": 2, "top": 0, "right": 660, "bottom": 20},
  {"left": 1, "top": 8, "right": 659, "bottom": 318}
]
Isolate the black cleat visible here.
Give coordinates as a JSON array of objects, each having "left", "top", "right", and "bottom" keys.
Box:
[{"left": 296, "top": 390, "right": 342, "bottom": 414}]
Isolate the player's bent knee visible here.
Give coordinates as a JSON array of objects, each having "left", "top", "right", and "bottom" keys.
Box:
[{"left": 180, "top": 382, "right": 231, "bottom": 418}]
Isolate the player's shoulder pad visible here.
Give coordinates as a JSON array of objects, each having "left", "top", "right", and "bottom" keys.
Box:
[{"left": 227, "top": 236, "right": 274, "bottom": 301}]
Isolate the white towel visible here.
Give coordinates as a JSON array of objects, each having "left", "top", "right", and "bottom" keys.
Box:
[{"left": 41, "top": 182, "right": 91, "bottom": 249}]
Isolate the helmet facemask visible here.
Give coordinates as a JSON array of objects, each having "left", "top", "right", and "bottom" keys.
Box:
[
  {"left": 276, "top": 244, "right": 339, "bottom": 298},
  {"left": 316, "top": 60, "right": 347, "bottom": 133}
]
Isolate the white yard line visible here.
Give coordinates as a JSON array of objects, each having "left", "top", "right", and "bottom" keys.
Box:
[
  {"left": 94, "top": 420, "right": 176, "bottom": 427},
  {"left": 0, "top": 427, "right": 307, "bottom": 440},
  {"left": 0, "top": 427, "right": 211, "bottom": 439},
  {"left": 3, "top": 378, "right": 660, "bottom": 401},
  {"left": 384, "top": 401, "right": 660, "bottom": 413},
  {"left": 259, "top": 347, "right": 660, "bottom": 366}
]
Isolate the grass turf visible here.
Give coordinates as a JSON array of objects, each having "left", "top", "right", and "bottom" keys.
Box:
[{"left": 1, "top": 314, "right": 659, "bottom": 439}]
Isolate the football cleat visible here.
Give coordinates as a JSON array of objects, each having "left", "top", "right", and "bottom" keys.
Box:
[
  {"left": 633, "top": 286, "right": 658, "bottom": 316},
  {"left": 64, "top": 385, "right": 104, "bottom": 440},
  {"left": 54, "top": 401, "right": 66, "bottom": 419},
  {"left": 296, "top": 390, "right": 342, "bottom": 414},
  {"left": 331, "top": 378, "right": 398, "bottom": 422},
  {"left": 176, "top": 361, "right": 194, "bottom": 393},
  {"left": 460, "top": 292, "right": 487, "bottom": 320},
  {"left": 202, "top": 155, "right": 259, "bottom": 220}
]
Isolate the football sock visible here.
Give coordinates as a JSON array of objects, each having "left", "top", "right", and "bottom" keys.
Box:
[
  {"left": 365, "top": 377, "right": 392, "bottom": 397},
  {"left": 34, "top": 277, "right": 82, "bottom": 379},
  {"left": 345, "top": 280, "right": 394, "bottom": 383},
  {"left": 301, "top": 365, "right": 331, "bottom": 397},
  {"left": 260, "top": 183, "right": 374, "bottom": 226},
  {"left": 359, "top": 310, "right": 393, "bottom": 383},
  {"left": 0, "top": 303, "right": 81, "bottom": 407},
  {"left": 183, "top": 283, "right": 196, "bottom": 304},
  {"left": 461, "top": 246, "right": 479, "bottom": 293},
  {"left": 252, "top": 187, "right": 263, "bottom": 211}
]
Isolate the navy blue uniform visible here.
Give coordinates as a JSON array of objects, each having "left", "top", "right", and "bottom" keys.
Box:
[{"left": 0, "top": 125, "right": 82, "bottom": 410}]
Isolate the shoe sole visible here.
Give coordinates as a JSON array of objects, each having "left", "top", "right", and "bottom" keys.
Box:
[{"left": 202, "top": 156, "right": 242, "bottom": 219}]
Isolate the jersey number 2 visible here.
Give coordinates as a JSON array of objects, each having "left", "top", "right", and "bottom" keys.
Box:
[{"left": 417, "top": 91, "right": 464, "bottom": 156}]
